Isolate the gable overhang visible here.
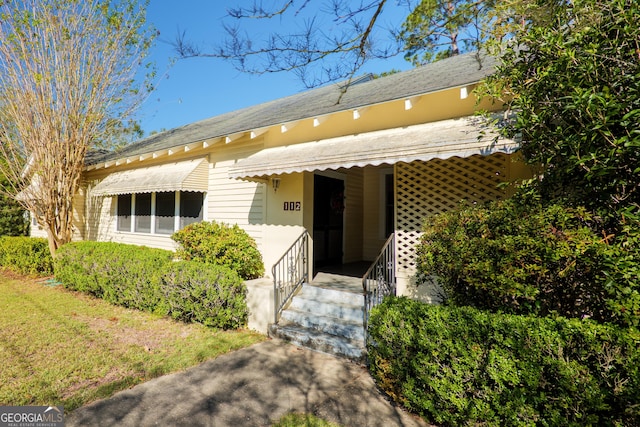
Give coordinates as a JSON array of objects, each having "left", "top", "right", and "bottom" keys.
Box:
[
  {"left": 228, "top": 115, "right": 519, "bottom": 180},
  {"left": 90, "top": 158, "right": 209, "bottom": 196}
]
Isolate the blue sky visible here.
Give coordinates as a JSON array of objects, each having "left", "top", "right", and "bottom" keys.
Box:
[{"left": 138, "top": 1, "right": 414, "bottom": 135}]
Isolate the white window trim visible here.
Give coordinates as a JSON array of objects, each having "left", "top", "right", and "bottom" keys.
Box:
[{"left": 116, "top": 191, "right": 205, "bottom": 235}]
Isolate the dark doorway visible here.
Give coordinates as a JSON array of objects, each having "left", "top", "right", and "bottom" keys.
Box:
[{"left": 313, "top": 175, "right": 344, "bottom": 270}]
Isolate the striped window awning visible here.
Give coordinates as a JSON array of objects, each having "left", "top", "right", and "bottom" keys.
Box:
[
  {"left": 91, "top": 158, "right": 209, "bottom": 196},
  {"left": 228, "top": 115, "right": 519, "bottom": 179}
]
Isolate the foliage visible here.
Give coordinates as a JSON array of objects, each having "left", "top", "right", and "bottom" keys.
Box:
[
  {"left": 172, "top": 221, "right": 264, "bottom": 280},
  {"left": 272, "top": 413, "right": 342, "bottom": 427},
  {"left": 368, "top": 297, "right": 640, "bottom": 427},
  {"left": 54, "top": 241, "right": 173, "bottom": 312},
  {"left": 482, "top": 0, "right": 640, "bottom": 220},
  {"left": 54, "top": 241, "right": 252, "bottom": 331},
  {"left": 401, "top": 0, "right": 492, "bottom": 65},
  {"left": 416, "top": 196, "right": 640, "bottom": 328},
  {"left": 159, "top": 261, "right": 248, "bottom": 330},
  {"left": 600, "top": 211, "right": 640, "bottom": 329},
  {"left": 0, "top": 0, "right": 156, "bottom": 254},
  {"left": 0, "top": 172, "right": 28, "bottom": 236},
  {"left": 0, "top": 236, "right": 53, "bottom": 276},
  {"left": 0, "top": 196, "right": 28, "bottom": 237}
]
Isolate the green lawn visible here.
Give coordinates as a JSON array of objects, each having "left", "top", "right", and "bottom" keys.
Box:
[
  {"left": 0, "top": 271, "right": 265, "bottom": 411},
  {"left": 273, "top": 413, "right": 343, "bottom": 427}
]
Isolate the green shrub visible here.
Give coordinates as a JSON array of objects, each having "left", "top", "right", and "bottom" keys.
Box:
[
  {"left": 0, "top": 236, "right": 53, "bottom": 276},
  {"left": 368, "top": 297, "right": 640, "bottom": 426},
  {"left": 600, "top": 212, "right": 640, "bottom": 329},
  {"left": 416, "top": 197, "right": 640, "bottom": 326},
  {"left": 0, "top": 171, "right": 29, "bottom": 237},
  {"left": 159, "top": 261, "right": 248, "bottom": 329},
  {"left": 54, "top": 241, "right": 250, "bottom": 331},
  {"left": 54, "top": 241, "right": 173, "bottom": 311},
  {"left": 171, "top": 221, "right": 264, "bottom": 280}
]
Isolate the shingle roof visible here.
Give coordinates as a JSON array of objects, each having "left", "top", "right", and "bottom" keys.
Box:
[{"left": 90, "top": 51, "right": 495, "bottom": 165}]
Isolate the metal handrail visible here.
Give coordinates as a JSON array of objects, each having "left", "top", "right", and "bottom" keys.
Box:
[
  {"left": 272, "top": 230, "right": 310, "bottom": 323},
  {"left": 362, "top": 233, "right": 396, "bottom": 336}
]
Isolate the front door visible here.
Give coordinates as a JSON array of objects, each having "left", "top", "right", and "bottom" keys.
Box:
[{"left": 313, "top": 175, "right": 344, "bottom": 269}]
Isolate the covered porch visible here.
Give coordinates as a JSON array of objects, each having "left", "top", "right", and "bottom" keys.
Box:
[
  {"left": 237, "top": 116, "right": 528, "bottom": 358},
  {"left": 230, "top": 115, "right": 523, "bottom": 297}
]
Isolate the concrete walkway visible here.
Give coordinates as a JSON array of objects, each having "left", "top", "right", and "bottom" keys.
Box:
[{"left": 66, "top": 340, "right": 431, "bottom": 427}]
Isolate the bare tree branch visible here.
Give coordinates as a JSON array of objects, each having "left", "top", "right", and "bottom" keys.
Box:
[{"left": 173, "top": 0, "right": 409, "bottom": 88}]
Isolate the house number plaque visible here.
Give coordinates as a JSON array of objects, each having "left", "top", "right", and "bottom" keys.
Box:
[{"left": 284, "top": 201, "right": 301, "bottom": 211}]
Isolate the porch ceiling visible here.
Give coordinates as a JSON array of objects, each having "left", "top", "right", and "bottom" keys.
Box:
[
  {"left": 228, "top": 115, "right": 519, "bottom": 179},
  {"left": 90, "top": 158, "right": 208, "bottom": 196}
]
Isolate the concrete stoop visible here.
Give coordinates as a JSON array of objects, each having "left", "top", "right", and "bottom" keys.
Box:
[{"left": 269, "top": 284, "right": 366, "bottom": 363}]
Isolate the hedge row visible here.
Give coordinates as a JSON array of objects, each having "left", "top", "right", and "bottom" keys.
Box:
[
  {"left": 0, "top": 236, "right": 54, "bottom": 276},
  {"left": 368, "top": 297, "right": 640, "bottom": 427},
  {"left": 417, "top": 199, "right": 640, "bottom": 328},
  {"left": 54, "top": 241, "right": 248, "bottom": 330}
]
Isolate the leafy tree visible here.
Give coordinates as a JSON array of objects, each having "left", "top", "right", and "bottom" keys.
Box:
[
  {"left": 401, "top": 0, "right": 493, "bottom": 65},
  {"left": 482, "top": 0, "right": 640, "bottom": 222},
  {"left": 0, "top": 0, "right": 156, "bottom": 254},
  {"left": 0, "top": 168, "right": 28, "bottom": 237}
]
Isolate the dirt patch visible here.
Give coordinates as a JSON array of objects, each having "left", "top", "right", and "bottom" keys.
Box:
[{"left": 74, "top": 314, "right": 192, "bottom": 353}]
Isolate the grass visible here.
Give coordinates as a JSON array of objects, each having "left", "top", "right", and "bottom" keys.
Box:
[
  {"left": 272, "top": 413, "right": 343, "bottom": 427},
  {"left": 0, "top": 271, "right": 265, "bottom": 411}
]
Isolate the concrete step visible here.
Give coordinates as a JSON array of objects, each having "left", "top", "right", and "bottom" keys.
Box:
[
  {"left": 271, "top": 283, "right": 367, "bottom": 362},
  {"left": 288, "top": 297, "right": 364, "bottom": 323},
  {"left": 280, "top": 308, "right": 365, "bottom": 341},
  {"left": 269, "top": 323, "right": 365, "bottom": 362},
  {"left": 296, "top": 285, "right": 363, "bottom": 306}
]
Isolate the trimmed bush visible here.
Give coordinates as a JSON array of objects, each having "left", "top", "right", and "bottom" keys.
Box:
[
  {"left": 368, "top": 297, "right": 640, "bottom": 427},
  {"left": 54, "top": 241, "right": 250, "bottom": 331},
  {"left": 54, "top": 241, "right": 173, "bottom": 311},
  {"left": 172, "top": 221, "right": 264, "bottom": 280},
  {"left": 159, "top": 261, "right": 248, "bottom": 329},
  {"left": 0, "top": 236, "right": 53, "bottom": 276},
  {"left": 416, "top": 198, "right": 640, "bottom": 327}
]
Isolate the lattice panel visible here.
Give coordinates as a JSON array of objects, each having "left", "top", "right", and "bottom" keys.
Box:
[{"left": 396, "top": 153, "right": 510, "bottom": 272}]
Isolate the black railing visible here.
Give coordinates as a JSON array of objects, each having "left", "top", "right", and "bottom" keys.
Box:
[
  {"left": 362, "top": 233, "right": 396, "bottom": 334},
  {"left": 272, "top": 230, "right": 310, "bottom": 323}
]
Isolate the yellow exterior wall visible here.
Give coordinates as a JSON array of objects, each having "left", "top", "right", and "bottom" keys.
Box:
[
  {"left": 261, "top": 172, "right": 306, "bottom": 276},
  {"left": 265, "top": 85, "right": 498, "bottom": 148}
]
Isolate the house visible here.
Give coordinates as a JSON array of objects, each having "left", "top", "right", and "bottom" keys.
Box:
[{"left": 31, "top": 51, "right": 531, "bottom": 355}]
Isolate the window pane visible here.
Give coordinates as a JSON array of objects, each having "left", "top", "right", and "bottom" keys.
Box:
[
  {"left": 134, "top": 193, "right": 151, "bottom": 233},
  {"left": 117, "top": 194, "right": 132, "bottom": 232},
  {"left": 155, "top": 192, "right": 175, "bottom": 235},
  {"left": 180, "top": 192, "right": 204, "bottom": 229}
]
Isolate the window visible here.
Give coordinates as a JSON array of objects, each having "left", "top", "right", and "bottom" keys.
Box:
[
  {"left": 117, "top": 194, "right": 132, "bottom": 232},
  {"left": 134, "top": 193, "right": 152, "bottom": 233},
  {"left": 180, "top": 191, "right": 204, "bottom": 229},
  {"left": 155, "top": 192, "right": 175, "bottom": 234},
  {"left": 116, "top": 191, "right": 205, "bottom": 234}
]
